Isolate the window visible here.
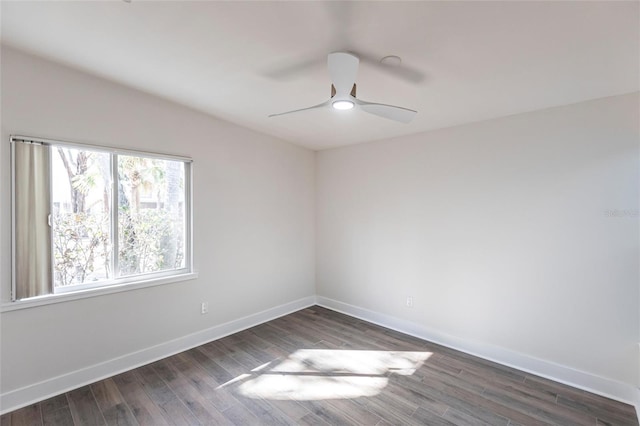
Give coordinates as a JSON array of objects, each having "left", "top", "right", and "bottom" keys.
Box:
[{"left": 11, "top": 136, "right": 192, "bottom": 300}]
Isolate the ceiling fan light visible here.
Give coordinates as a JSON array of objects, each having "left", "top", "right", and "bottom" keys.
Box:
[{"left": 332, "top": 100, "right": 355, "bottom": 110}]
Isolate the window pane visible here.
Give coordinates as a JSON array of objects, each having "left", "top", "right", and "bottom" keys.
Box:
[
  {"left": 118, "top": 155, "right": 186, "bottom": 276},
  {"left": 52, "top": 147, "right": 112, "bottom": 287}
]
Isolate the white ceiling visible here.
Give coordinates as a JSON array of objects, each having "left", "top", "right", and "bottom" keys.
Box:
[{"left": 1, "top": 1, "right": 638, "bottom": 150}]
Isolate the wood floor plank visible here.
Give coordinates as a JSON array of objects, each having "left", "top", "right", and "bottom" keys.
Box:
[
  {"left": 276, "top": 315, "right": 351, "bottom": 349},
  {"left": 112, "top": 371, "right": 170, "bottom": 426},
  {"left": 3, "top": 306, "right": 637, "bottom": 426},
  {"left": 4, "top": 403, "right": 42, "bottom": 426},
  {"left": 233, "top": 328, "right": 270, "bottom": 344},
  {"left": 0, "top": 414, "right": 10, "bottom": 426},
  {"left": 248, "top": 325, "right": 300, "bottom": 353},
  {"left": 225, "top": 338, "right": 275, "bottom": 366},
  {"left": 436, "top": 353, "right": 527, "bottom": 385},
  {"left": 411, "top": 406, "right": 458, "bottom": 425},
  {"left": 91, "top": 378, "right": 139, "bottom": 426},
  {"left": 481, "top": 383, "right": 596, "bottom": 425},
  {"left": 295, "top": 310, "right": 390, "bottom": 351},
  {"left": 231, "top": 394, "right": 297, "bottom": 426},
  {"left": 200, "top": 349, "right": 248, "bottom": 378},
  {"left": 134, "top": 364, "right": 200, "bottom": 425},
  {"left": 442, "top": 406, "right": 497, "bottom": 426},
  {"left": 67, "top": 386, "right": 106, "bottom": 425},
  {"left": 170, "top": 351, "right": 241, "bottom": 413},
  {"left": 188, "top": 348, "right": 235, "bottom": 384},
  {"left": 283, "top": 313, "right": 351, "bottom": 348},
  {"left": 42, "top": 408, "right": 75, "bottom": 426},
  {"left": 458, "top": 369, "right": 555, "bottom": 402},
  {"left": 100, "top": 404, "right": 138, "bottom": 426},
  {"left": 524, "top": 374, "right": 596, "bottom": 402},
  {"left": 262, "top": 342, "right": 296, "bottom": 361},
  {"left": 297, "top": 412, "right": 331, "bottom": 425},
  {"left": 362, "top": 396, "right": 425, "bottom": 426},
  {"left": 297, "top": 400, "right": 360, "bottom": 426},
  {"left": 220, "top": 403, "right": 260, "bottom": 425},
  {"left": 420, "top": 363, "right": 486, "bottom": 395},
  {"left": 325, "top": 397, "right": 383, "bottom": 425},
  {"left": 266, "top": 399, "right": 312, "bottom": 421},
  {"left": 557, "top": 394, "right": 636, "bottom": 426},
  {"left": 228, "top": 347, "right": 266, "bottom": 371},
  {"left": 382, "top": 379, "right": 448, "bottom": 417},
  {"left": 152, "top": 358, "right": 233, "bottom": 425},
  {"left": 40, "top": 395, "right": 69, "bottom": 416},
  {"left": 394, "top": 372, "right": 519, "bottom": 426},
  {"left": 40, "top": 395, "right": 74, "bottom": 426},
  {"left": 525, "top": 375, "right": 637, "bottom": 425}
]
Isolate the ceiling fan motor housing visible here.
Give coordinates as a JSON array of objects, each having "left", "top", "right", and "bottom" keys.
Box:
[{"left": 331, "top": 84, "right": 357, "bottom": 98}]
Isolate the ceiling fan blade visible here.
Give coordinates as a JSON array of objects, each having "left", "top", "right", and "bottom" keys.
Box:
[
  {"left": 376, "top": 63, "right": 426, "bottom": 84},
  {"left": 356, "top": 100, "right": 417, "bottom": 123},
  {"left": 328, "top": 52, "right": 359, "bottom": 96},
  {"left": 357, "top": 52, "right": 426, "bottom": 85},
  {"left": 263, "top": 57, "right": 325, "bottom": 81},
  {"left": 268, "top": 100, "right": 329, "bottom": 118}
]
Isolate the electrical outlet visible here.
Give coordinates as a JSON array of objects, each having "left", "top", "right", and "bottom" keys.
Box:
[
  {"left": 406, "top": 296, "right": 413, "bottom": 308},
  {"left": 201, "top": 302, "right": 209, "bottom": 314}
]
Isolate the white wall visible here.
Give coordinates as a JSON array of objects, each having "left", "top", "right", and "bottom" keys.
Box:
[
  {"left": 316, "top": 93, "right": 639, "bottom": 398},
  {"left": 0, "top": 47, "right": 315, "bottom": 408}
]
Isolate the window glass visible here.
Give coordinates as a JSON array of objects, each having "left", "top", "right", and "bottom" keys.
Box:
[
  {"left": 118, "top": 155, "right": 186, "bottom": 276},
  {"left": 52, "top": 147, "right": 112, "bottom": 288}
]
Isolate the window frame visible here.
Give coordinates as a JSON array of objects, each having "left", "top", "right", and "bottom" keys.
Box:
[{"left": 9, "top": 135, "right": 194, "bottom": 303}]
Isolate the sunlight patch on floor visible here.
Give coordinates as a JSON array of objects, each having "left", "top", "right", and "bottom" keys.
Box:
[{"left": 226, "top": 349, "right": 432, "bottom": 400}]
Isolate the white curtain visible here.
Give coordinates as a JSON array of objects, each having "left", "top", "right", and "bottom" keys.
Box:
[{"left": 14, "top": 141, "right": 52, "bottom": 299}]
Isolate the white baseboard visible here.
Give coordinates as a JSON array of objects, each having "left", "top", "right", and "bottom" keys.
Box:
[
  {"left": 636, "top": 387, "right": 640, "bottom": 423},
  {"left": 636, "top": 345, "right": 640, "bottom": 420},
  {"left": 316, "top": 296, "right": 637, "bottom": 407},
  {"left": 0, "top": 295, "right": 316, "bottom": 415}
]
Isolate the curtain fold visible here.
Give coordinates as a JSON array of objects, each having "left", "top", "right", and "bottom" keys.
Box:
[{"left": 14, "top": 141, "right": 52, "bottom": 299}]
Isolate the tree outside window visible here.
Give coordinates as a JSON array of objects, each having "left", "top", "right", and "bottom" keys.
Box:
[{"left": 52, "top": 147, "right": 186, "bottom": 288}]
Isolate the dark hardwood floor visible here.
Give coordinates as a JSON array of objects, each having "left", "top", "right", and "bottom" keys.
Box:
[{"left": 1, "top": 306, "right": 637, "bottom": 425}]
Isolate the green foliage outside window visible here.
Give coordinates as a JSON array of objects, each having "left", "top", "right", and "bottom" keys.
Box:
[{"left": 52, "top": 148, "right": 185, "bottom": 287}]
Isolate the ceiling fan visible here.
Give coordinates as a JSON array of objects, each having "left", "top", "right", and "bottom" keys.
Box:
[{"left": 268, "top": 52, "right": 417, "bottom": 124}]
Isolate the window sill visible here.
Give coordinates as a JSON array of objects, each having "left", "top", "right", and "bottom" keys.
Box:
[{"left": 0, "top": 272, "right": 198, "bottom": 312}]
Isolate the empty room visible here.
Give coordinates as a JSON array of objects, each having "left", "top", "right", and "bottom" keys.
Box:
[{"left": 0, "top": 1, "right": 638, "bottom": 425}]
